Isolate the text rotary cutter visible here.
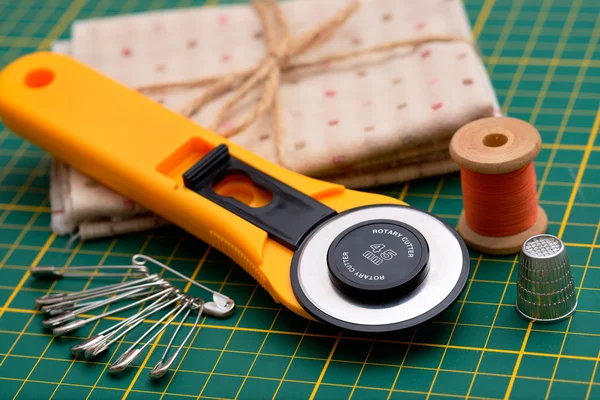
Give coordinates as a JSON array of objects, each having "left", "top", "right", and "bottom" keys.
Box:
[{"left": 0, "top": 53, "right": 469, "bottom": 332}]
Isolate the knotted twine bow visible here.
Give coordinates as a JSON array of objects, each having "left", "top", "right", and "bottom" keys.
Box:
[{"left": 136, "top": 0, "right": 473, "bottom": 167}]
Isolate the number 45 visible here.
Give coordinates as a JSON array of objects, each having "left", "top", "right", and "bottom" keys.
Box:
[
  {"left": 370, "top": 244, "right": 386, "bottom": 253},
  {"left": 370, "top": 244, "right": 397, "bottom": 261}
]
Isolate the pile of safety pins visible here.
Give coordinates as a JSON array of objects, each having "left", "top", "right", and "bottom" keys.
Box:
[{"left": 30, "top": 254, "right": 235, "bottom": 379}]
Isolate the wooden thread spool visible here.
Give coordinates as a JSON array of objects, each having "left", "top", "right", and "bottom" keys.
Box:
[{"left": 450, "top": 117, "right": 548, "bottom": 255}]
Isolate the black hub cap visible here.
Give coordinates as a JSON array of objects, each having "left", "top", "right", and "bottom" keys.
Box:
[{"left": 326, "top": 220, "right": 430, "bottom": 301}]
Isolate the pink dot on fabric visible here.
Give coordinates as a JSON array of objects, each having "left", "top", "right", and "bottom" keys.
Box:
[
  {"left": 362, "top": 100, "right": 372, "bottom": 106},
  {"left": 218, "top": 15, "right": 229, "bottom": 25},
  {"left": 432, "top": 102, "right": 443, "bottom": 111},
  {"left": 221, "top": 54, "right": 231, "bottom": 62},
  {"left": 260, "top": 134, "right": 270, "bottom": 141},
  {"left": 325, "top": 89, "right": 336, "bottom": 97},
  {"left": 416, "top": 22, "right": 426, "bottom": 31},
  {"left": 121, "top": 48, "right": 132, "bottom": 57},
  {"left": 428, "top": 78, "right": 439, "bottom": 85},
  {"left": 364, "top": 126, "right": 375, "bottom": 132},
  {"left": 421, "top": 49, "right": 431, "bottom": 59},
  {"left": 222, "top": 121, "right": 235, "bottom": 131},
  {"left": 332, "top": 155, "right": 345, "bottom": 164},
  {"left": 328, "top": 120, "right": 339, "bottom": 126},
  {"left": 462, "top": 78, "right": 473, "bottom": 85},
  {"left": 123, "top": 199, "right": 136, "bottom": 210},
  {"left": 457, "top": 52, "right": 467, "bottom": 59}
]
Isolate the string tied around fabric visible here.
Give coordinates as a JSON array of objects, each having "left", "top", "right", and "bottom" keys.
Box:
[{"left": 135, "top": 0, "right": 475, "bottom": 167}]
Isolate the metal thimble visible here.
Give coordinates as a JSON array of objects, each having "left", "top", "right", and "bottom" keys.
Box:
[{"left": 516, "top": 234, "right": 577, "bottom": 323}]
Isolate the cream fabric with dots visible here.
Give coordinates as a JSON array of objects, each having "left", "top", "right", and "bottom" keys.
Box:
[{"left": 48, "top": 0, "right": 499, "bottom": 240}]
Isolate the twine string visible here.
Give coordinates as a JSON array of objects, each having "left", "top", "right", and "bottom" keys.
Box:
[{"left": 135, "top": 0, "right": 474, "bottom": 165}]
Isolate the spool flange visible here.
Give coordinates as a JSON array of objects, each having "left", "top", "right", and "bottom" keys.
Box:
[{"left": 450, "top": 117, "right": 548, "bottom": 255}]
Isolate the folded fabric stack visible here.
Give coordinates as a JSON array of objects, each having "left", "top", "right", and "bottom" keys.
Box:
[{"left": 49, "top": 0, "right": 500, "bottom": 241}]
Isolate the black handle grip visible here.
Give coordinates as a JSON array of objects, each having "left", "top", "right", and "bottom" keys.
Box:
[{"left": 183, "top": 144, "right": 337, "bottom": 250}]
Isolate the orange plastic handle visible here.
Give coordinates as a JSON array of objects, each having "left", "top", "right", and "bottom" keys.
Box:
[{"left": 0, "top": 52, "right": 407, "bottom": 318}]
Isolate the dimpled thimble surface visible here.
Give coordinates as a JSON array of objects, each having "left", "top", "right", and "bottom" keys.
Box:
[{"left": 516, "top": 234, "right": 577, "bottom": 323}]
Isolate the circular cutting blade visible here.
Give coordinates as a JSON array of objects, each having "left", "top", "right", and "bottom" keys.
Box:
[{"left": 291, "top": 205, "right": 469, "bottom": 332}]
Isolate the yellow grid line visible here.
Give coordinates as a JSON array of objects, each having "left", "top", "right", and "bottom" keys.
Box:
[
  {"left": 425, "top": 253, "right": 484, "bottom": 399},
  {"left": 545, "top": 221, "right": 600, "bottom": 399},
  {"left": 121, "top": 231, "right": 185, "bottom": 398},
  {"left": 0, "top": 234, "right": 55, "bottom": 320},
  {"left": 158, "top": 245, "right": 212, "bottom": 399},
  {"left": 85, "top": 232, "right": 157, "bottom": 399},
  {"left": 348, "top": 340, "right": 376, "bottom": 399},
  {"left": 504, "top": 322, "right": 533, "bottom": 399},
  {"left": 309, "top": 332, "right": 342, "bottom": 399},
  {"left": 558, "top": 109, "right": 600, "bottom": 238},
  {"left": 3, "top": 351, "right": 600, "bottom": 383},
  {"left": 2, "top": 322, "right": 600, "bottom": 364},
  {"left": 432, "top": 1, "right": 549, "bottom": 394},
  {"left": 196, "top": 284, "right": 261, "bottom": 399},
  {"left": 13, "top": 226, "right": 94, "bottom": 399},
  {"left": 470, "top": 0, "right": 496, "bottom": 39},
  {"left": 386, "top": 329, "right": 416, "bottom": 400},
  {"left": 233, "top": 306, "right": 284, "bottom": 399},
  {"left": 499, "top": 0, "right": 552, "bottom": 115},
  {"left": 586, "top": 351, "right": 600, "bottom": 400},
  {"left": 427, "top": 178, "right": 445, "bottom": 213},
  {"left": 483, "top": 56, "right": 600, "bottom": 67},
  {"left": 6, "top": 302, "right": 600, "bottom": 334},
  {"left": 465, "top": 254, "right": 519, "bottom": 399},
  {"left": 536, "top": 9, "right": 599, "bottom": 201},
  {"left": 1, "top": 373, "right": 597, "bottom": 399},
  {"left": 271, "top": 322, "right": 310, "bottom": 399},
  {"left": 483, "top": 0, "right": 522, "bottom": 77}
]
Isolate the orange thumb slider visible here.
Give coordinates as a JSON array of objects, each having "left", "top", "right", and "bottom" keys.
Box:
[{"left": 449, "top": 117, "right": 548, "bottom": 255}]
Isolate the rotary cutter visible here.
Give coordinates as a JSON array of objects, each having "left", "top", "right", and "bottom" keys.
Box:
[{"left": 0, "top": 53, "right": 469, "bottom": 332}]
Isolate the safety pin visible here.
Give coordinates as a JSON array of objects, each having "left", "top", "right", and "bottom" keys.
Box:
[
  {"left": 48, "top": 281, "right": 171, "bottom": 332},
  {"left": 51, "top": 285, "right": 173, "bottom": 336},
  {"left": 69, "top": 288, "right": 177, "bottom": 357},
  {"left": 132, "top": 254, "right": 235, "bottom": 318},
  {"left": 84, "top": 292, "right": 187, "bottom": 360},
  {"left": 30, "top": 265, "right": 150, "bottom": 280},
  {"left": 41, "top": 277, "right": 166, "bottom": 314},
  {"left": 150, "top": 298, "right": 204, "bottom": 379},
  {"left": 42, "top": 279, "right": 169, "bottom": 327},
  {"left": 35, "top": 274, "right": 160, "bottom": 306},
  {"left": 43, "top": 287, "right": 160, "bottom": 316},
  {"left": 108, "top": 298, "right": 193, "bottom": 374}
]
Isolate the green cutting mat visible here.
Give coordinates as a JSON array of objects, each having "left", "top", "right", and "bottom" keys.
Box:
[{"left": 0, "top": 0, "right": 599, "bottom": 399}]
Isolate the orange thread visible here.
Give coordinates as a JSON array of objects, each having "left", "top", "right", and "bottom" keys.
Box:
[{"left": 461, "top": 163, "right": 539, "bottom": 237}]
